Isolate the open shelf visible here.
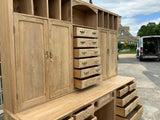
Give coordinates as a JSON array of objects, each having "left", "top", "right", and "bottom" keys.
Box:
[
  {"left": 114, "top": 16, "right": 118, "bottom": 30},
  {"left": 104, "top": 12, "right": 109, "bottom": 29},
  {"left": 61, "top": 0, "right": 71, "bottom": 22},
  {"left": 95, "top": 100, "right": 114, "bottom": 120},
  {"left": 49, "top": 0, "right": 61, "bottom": 19},
  {"left": 109, "top": 14, "right": 113, "bottom": 29},
  {"left": 13, "top": 0, "right": 33, "bottom": 14},
  {"left": 73, "top": 5, "right": 97, "bottom": 28},
  {"left": 98, "top": 10, "right": 104, "bottom": 28},
  {"left": 33, "top": 0, "right": 48, "bottom": 17}
]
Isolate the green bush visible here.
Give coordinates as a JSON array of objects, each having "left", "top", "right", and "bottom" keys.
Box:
[{"left": 130, "top": 43, "right": 136, "bottom": 50}]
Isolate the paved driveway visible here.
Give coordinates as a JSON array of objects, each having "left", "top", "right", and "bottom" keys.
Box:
[{"left": 118, "top": 54, "right": 160, "bottom": 120}]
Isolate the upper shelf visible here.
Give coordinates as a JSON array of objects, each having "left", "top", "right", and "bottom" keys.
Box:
[{"left": 13, "top": 0, "right": 118, "bottom": 30}]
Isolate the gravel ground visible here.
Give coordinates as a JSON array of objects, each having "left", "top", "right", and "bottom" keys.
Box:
[{"left": 118, "top": 54, "right": 160, "bottom": 120}]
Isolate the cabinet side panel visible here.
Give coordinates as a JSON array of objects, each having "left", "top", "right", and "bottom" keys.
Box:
[{"left": 0, "top": 0, "right": 15, "bottom": 112}]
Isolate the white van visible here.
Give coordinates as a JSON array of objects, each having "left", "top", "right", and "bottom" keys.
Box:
[{"left": 137, "top": 36, "right": 160, "bottom": 61}]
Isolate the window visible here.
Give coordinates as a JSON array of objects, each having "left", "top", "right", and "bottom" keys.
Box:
[{"left": 121, "top": 30, "right": 124, "bottom": 36}]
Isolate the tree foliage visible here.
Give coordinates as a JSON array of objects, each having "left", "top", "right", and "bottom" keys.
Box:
[{"left": 137, "top": 22, "right": 160, "bottom": 37}]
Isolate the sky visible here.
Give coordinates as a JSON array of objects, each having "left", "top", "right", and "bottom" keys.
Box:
[{"left": 84, "top": 0, "right": 160, "bottom": 36}]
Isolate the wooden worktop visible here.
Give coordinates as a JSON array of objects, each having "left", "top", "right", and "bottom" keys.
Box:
[{"left": 4, "top": 76, "right": 134, "bottom": 120}]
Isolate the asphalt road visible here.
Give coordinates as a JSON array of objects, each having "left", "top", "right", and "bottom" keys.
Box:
[{"left": 118, "top": 54, "right": 160, "bottom": 120}]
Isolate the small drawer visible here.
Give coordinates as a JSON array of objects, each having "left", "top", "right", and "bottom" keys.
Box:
[
  {"left": 74, "top": 49, "right": 100, "bottom": 58},
  {"left": 74, "top": 38, "right": 98, "bottom": 48},
  {"left": 116, "top": 105, "right": 143, "bottom": 120},
  {"left": 116, "top": 90, "right": 137, "bottom": 107},
  {"left": 128, "top": 81, "right": 136, "bottom": 91},
  {"left": 95, "top": 92, "right": 112, "bottom": 108},
  {"left": 75, "top": 75, "right": 102, "bottom": 89},
  {"left": 74, "top": 57, "right": 101, "bottom": 68},
  {"left": 74, "top": 66, "right": 101, "bottom": 78},
  {"left": 116, "top": 96, "right": 140, "bottom": 117},
  {"left": 117, "top": 86, "right": 129, "bottom": 97},
  {"left": 74, "top": 27, "right": 98, "bottom": 38},
  {"left": 73, "top": 105, "right": 95, "bottom": 120}
]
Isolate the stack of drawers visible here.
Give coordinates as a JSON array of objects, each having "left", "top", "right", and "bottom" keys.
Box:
[
  {"left": 73, "top": 27, "right": 102, "bottom": 89},
  {"left": 116, "top": 81, "right": 143, "bottom": 120}
]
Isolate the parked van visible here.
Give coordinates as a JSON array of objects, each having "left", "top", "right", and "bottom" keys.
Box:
[{"left": 137, "top": 36, "right": 160, "bottom": 61}]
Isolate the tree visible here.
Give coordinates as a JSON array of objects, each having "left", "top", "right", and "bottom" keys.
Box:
[{"left": 137, "top": 22, "right": 160, "bottom": 37}]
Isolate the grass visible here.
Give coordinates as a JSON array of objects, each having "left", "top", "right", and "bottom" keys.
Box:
[{"left": 119, "top": 49, "right": 136, "bottom": 54}]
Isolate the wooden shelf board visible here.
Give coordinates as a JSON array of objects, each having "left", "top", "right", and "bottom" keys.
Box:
[{"left": 4, "top": 76, "right": 134, "bottom": 120}]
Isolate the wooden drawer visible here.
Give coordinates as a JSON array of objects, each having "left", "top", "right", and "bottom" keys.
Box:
[
  {"left": 95, "top": 92, "right": 113, "bottom": 108},
  {"left": 75, "top": 75, "right": 102, "bottom": 89},
  {"left": 116, "top": 96, "right": 140, "bottom": 117},
  {"left": 128, "top": 81, "right": 136, "bottom": 91},
  {"left": 74, "top": 66, "right": 101, "bottom": 78},
  {"left": 74, "top": 57, "right": 101, "bottom": 68},
  {"left": 116, "top": 105, "right": 143, "bottom": 120},
  {"left": 74, "top": 38, "right": 98, "bottom": 48},
  {"left": 74, "top": 48, "right": 100, "bottom": 58},
  {"left": 74, "top": 27, "right": 98, "bottom": 38},
  {"left": 116, "top": 90, "right": 137, "bottom": 107},
  {"left": 73, "top": 105, "right": 95, "bottom": 120},
  {"left": 117, "top": 86, "right": 128, "bottom": 97}
]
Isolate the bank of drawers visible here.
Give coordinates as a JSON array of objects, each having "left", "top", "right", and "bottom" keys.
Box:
[
  {"left": 73, "top": 27, "right": 102, "bottom": 89},
  {"left": 116, "top": 81, "right": 143, "bottom": 120}
]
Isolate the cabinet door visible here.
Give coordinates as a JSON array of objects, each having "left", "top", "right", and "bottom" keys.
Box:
[
  {"left": 99, "top": 30, "right": 109, "bottom": 79},
  {"left": 14, "top": 14, "right": 47, "bottom": 111},
  {"left": 48, "top": 20, "right": 73, "bottom": 98},
  {"left": 108, "top": 31, "right": 118, "bottom": 77}
]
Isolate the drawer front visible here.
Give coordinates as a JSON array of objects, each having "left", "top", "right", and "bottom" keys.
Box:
[
  {"left": 116, "top": 90, "right": 137, "bottom": 107},
  {"left": 74, "top": 38, "right": 98, "bottom": 48},
  {"left": 74, "top": 66, "right": 101, "bottom": 78},
  {"left": 117, "top": 86, "right": 129, "bottom": 97},
  {"left": 116, "top": 96, "right": 140, "bottom": 117},
  {"left": 74, "top": 57, "right": 101, "bottom": 68},
  {"left": 73, "top": 105, "right": 95, "bottom": 120},
  {"left": 116, "top": 105, "right": 143, "bottom": 120},
  {"left": 75, "top": 75, "right": 102, "bottom": 89},
  {"left": 96, "top": 92, "right": 112, "bottom": 108},
  {"left": 74, "top": 27, "right": 98, "bottom": 37},
  {"left": 128, "top": 82, "right": 136, "bottom": 91},
  {"left": 74, "top": 49, "right": 100, "bottom": 58}
]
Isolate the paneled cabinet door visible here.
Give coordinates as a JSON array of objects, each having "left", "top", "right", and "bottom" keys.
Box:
[
  {"left": 108, "top": 31, "right": 118, "bottom": 77},
  {"left": 47, "top": 20, "right": 73, "bottom": 98},
  {"left": 99, "top": 30, "right": 109, "bottom": 79},
  {"left": 14, "top": 14, "right": 47, "bottom": 111}
]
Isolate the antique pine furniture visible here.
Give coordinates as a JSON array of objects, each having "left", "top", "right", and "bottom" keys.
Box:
[{"left": 0, "top": 0, "right": 143, "bottom": 120}]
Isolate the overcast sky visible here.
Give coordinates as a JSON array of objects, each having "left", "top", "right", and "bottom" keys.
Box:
[{"left": 84, "top": 0, "right": 160, "bottom": 36}]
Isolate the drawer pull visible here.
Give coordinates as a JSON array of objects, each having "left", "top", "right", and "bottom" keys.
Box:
[
  {"left": 92, "top": 32, "right": 96, "bottom": 35},
  {"left": 80, "top": 31, "right": 85, "bottom": 34},
  {"left": 92, "top": 41, "right": 97, "bottom": 44},
  {"left": 96, "top": 69, "right": 100, "bottom": 72},
  {"left": 82, "top": 62, "right": 88, "bottom": 65},
  {"left": 94, "top": 51, "right": 98, "bottom": 54},
  {"left": 82, "top": 52, "right": 87, "bottom": 55},
  {"left": 84, "top": 71, "right": 89, "bottom": 75},
  {"left": 81, "top": 41, "right": 86, "bottom": 44},
  {"left": 95, "top": 60, "right": 99, "bottom": 63}
]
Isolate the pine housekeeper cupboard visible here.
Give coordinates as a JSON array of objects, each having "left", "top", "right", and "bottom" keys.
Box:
[{"left": 0, "top": 0, "right": 143, "bottom": 120}]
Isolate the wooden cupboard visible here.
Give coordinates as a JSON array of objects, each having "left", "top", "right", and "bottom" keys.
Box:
[{"left": 0, "top": 0, "right": 143, "bottom": 120}]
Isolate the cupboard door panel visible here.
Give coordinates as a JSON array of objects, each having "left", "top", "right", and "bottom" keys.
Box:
[
  {"left": 99, "top": 30, "right": 109, "bottom": 79},
  {"left": 48, "top": 20, "right": 73, "bottom": 98},
  {"left": 14, "top": 14, "right": 47, "bottom": 111}
]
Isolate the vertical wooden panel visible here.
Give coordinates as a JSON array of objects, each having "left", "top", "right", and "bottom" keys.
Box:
[
  {"left": 48, "top": 20, "right": 73, "bottom": 98},
  {"left": 14, "top": 14, "right": 47, "bottom": 111}
]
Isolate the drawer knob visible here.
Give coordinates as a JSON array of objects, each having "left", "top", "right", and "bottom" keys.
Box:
[
  {"left": 81, "top": 41, "right": 86, "bottom": 44},
  {"left": 82, "top": 52, "right": 87, "bottom": 55},
  {"left": 84, "top": 71, "right": 89, "bottom": 75},
  {"left": 92, "top": 41, "right": 97, "bottom": 44},
  {"left": 80, "top": 31, "right": 85, "bottom": 34},
  {"left": 92, "top": 32, "right": 96, "bottom": 35},
  {"left": 96, "top": 69, "right": 100, "bottom": 72},
  {"left": 82, "top": 62, "right": 88, "bottom": 65},
  {"left": 94, "top": 51, "right": 98, "bottom": 54}
]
